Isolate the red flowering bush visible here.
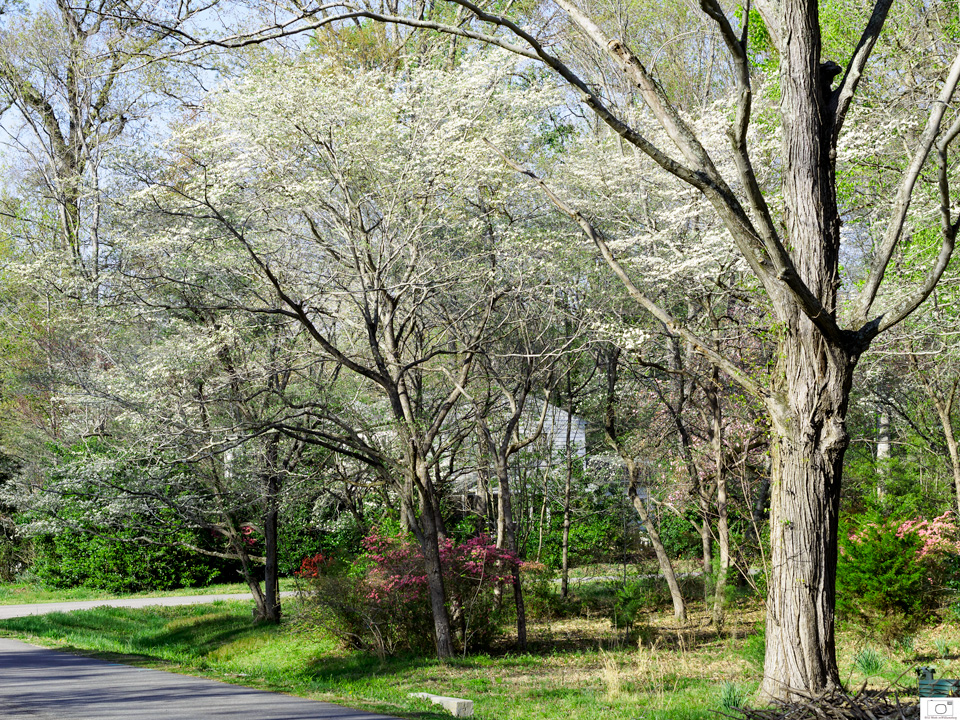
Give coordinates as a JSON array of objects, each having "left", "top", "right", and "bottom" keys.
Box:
[
  {"left": 297, "top": 531, "right": 519, "bottom": 656},
  {"left": 295, "top": 552, "right": 329, "bottom": 578}
]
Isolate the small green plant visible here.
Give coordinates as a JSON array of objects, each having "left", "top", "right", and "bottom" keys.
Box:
[
  {"left": 611, "top": 580, "right": 656, "bottom": 643},
  {"left": 935, "top": 638, "right": 950, "bottom": 658},
  {"left": 719, "top": 682, "right": 746, "bottom": 710},
  {"left": 893, "top": 635, "right": 915, "bottom": 657},
  {"left": 740, "top": 623, "right": 766, "bottom": 668},
  {"left": 853, "top": 646, "right": 885, "bottom": 676}
]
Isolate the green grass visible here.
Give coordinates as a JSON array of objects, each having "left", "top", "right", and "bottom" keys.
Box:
[
  {"left": 0, "top": 600, "right": 760, "bottom": 720},
  {"left": 6, "top": 579, "right": 936, "bottom": 720},
  {"left": 852, "top": 646, "right": 885, "bottom": 676},
  {"left": 0, "top": 579, "right": 297, "bottom": 605}
]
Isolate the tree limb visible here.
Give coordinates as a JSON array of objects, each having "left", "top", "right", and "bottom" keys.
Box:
[
  {"left": 486, "top": 142, "right": 767, "bottom": 400},
  {"left": 854, "top": 45, "right": 960, "bottom": 327}
]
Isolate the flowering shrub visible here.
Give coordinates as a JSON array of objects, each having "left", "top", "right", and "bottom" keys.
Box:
[
  {"left": 295, "top": 552, "right": 329, "bottom": 578},
  {"left": 297, "top": 531, "right": 519, "bottom": 656},
  {"left": 896, "top": 512, "right": 960, "bottom": 559},
  {"left": 837, "top": 512, "right": 950, "bottom": 639}
]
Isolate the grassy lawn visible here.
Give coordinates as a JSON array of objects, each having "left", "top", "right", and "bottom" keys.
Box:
[
  {"left": 0, "top": 579, "right": 297, "bottom": 606},
  {"left": 0, "top": 590, "right": 762, "bottom": 720},
  {"left": 0, "top": 583, "right": 939, "bottom": 719}
]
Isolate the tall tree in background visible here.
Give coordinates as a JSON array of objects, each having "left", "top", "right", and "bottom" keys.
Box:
[{"left": 0, "top": 0, "right": 196, "bottom": 281}]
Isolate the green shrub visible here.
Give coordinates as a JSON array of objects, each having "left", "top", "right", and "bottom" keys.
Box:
[
  {"left": 836, "top": 512, "right": 941, "bottom": 639},
  {"left": 656, "top": 510, "right": 702, "bottom": 559},
  {"left": 31, "top": 518, "right": 224, "bottom": 592},
  {"left": 520, "top": 561, "right": 567, "bottom": 619}
]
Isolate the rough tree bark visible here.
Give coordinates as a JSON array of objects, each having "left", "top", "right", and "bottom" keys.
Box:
[{"left": 260, "top": 437, "right": 282, "bottom": 624}]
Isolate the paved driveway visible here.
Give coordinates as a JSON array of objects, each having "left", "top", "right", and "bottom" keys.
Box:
[
  {"left": 0, "top": 638, "right": 400, "bottom": 719},
  {"left": 0, "top": 592, "right": 296, "bottom": 620}
]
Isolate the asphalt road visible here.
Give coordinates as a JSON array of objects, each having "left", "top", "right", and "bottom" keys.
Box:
[
  {"left": 0, "top": 638, "right": 401, "bottom": 719},
  {"left": 0, "top": 596, "right": 400, "bottom": 719},
  {"left": 0, "top": 592, "right": 297, "bottom": 620}
]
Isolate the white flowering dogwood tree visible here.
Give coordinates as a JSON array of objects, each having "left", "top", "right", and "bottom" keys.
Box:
[{"left": 124, "top": 50, "right": 561, "bottom": 656}]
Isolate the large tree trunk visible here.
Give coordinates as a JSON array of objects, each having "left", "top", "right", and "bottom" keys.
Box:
[
  {"left": 762, "top": 350, "right": 852, "bottom": 698},
  {"left": 255, "top": 436, "right": 282, "bottom": 624},
  {"left": 760, "top": 0, "right": 857, "bottom": 699},
  {"left": 261, "top": 472, "right": 281, "bottom": 624}
]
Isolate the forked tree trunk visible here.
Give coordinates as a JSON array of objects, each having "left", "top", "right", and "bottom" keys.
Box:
[{"left": 493, "top": 456, "right": 527, "bottom": 651}]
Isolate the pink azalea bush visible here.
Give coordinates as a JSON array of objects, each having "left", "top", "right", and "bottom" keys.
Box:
[
  {"left": 896, "top": 512, "right": 960, "bottom": 559},
  {"left": 838, "top": 511, "right": 958, "bottom": 639},
  {"left": 297, "top": 530, "right": 519, "bottom": 656}
]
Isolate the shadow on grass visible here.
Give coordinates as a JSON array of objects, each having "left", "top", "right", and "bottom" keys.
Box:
[
  {"left": 0, "top": 603, "right": 267, "bottom": 662},
  {"left": 305, "top": 652, "right": 440, "bottom": 684}
]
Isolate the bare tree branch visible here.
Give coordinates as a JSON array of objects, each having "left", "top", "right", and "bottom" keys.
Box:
[
  {"left": 872, "top": 112, "right": 960, "bottom": 334},
  {"left": 485, "top": 141, "right": 768, "bottom": 400},
  {"left": 854, "top": 45, "right": 960, "bottom": 327},
  {"left": 829, "top": 0, "right": 894, "bottom": 145}
]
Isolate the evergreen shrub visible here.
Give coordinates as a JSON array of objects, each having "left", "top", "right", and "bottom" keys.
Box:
[
  {"left": 836, "top": 511, "right": 953, "bottom": 639},
  {"left": 31, "top": 522, "right": 224, "bottom": 592}
]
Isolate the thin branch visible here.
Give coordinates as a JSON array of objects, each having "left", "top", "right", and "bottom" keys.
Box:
[
  {"left": 854, "top": 45, "right": 960, "bottom": 326},
  {"left": 872, "top": 111, "right": 960, "bottom": 334},
  {"left": 486, "top": 142, "right": 767, "bottom": 400},
  {"left": 830, "top": 0, "right": 895, "bottom": 145}
]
